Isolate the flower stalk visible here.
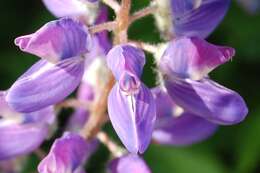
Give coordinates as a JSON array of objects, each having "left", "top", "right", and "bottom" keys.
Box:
[
  {"left": 89, "top": 21, "right": 117, "bottom": 34},
  {"left": 130, "top": 5, "right": 157, "bottom": 24},
  {"left": 97, "top": 131, "right": 126, "bottom": 157}
]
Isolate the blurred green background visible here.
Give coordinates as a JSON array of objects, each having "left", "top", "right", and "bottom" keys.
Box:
[{"left": 0, "top": 0, "right": 260, "bottom": 173}]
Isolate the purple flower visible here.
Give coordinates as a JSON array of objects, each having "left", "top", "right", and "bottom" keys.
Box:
[
  {"left": 159, "top": 37, "right": 248, "bottom": 125},
  {"left": 38, "top": 132, "right": 90, "bottom": 173},
  {"left": 0, "top": 91, "right": 54, "bottom": 160},
  {"left": 107, "top": 45, "right": 156, "bottom": 154},
  {"left": 154, "top": 0, "right": 230, "bottom": 39},
  {"left": 108, "top": 154, "right": 151, "bottom": 173},
  {"left": 160, "top": 37, "right": 235, "bottom": 80},
  {"left": 42, "top": 0, "right": 99, "bottom": 24},
  {"left": 152, "top": 88, "right": 218, "bottom": 146},
  {"left": 14, "top": 18, "right": 91, "bottom": 63},
  {"left": 6, "top": 18, "right": 93, "bottom": 113}
]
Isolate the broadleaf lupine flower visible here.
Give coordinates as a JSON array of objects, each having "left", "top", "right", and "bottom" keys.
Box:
[
  {"left": 14, "top": 18, "right": 92, "bottom": 63},
  {"left": 107, "top": 45, "right": 156, "bottom": 154},
  {"left": 6, "top": 18, "right": 92, "bottom": 113},
  {"left": 2, "top": 0, "right": 250, "bottom": 171},
  {"left": 42, "top": 0, "right": 100, "bottom": 25},
  {"left": 158, "top": 37, "right": 248, "bottom": 125},
  {"left": 154, "top": 0, "right": 230, "bottom": 39},
  {"left": 38, "top": 132, "right": 90, "bottom": 173},
  {"left": 108, "top": 154, "right": 151, "bottom": 173},
  {"left": 152, "top": 87, "right": 218, "bottom": 145},
  {"left": 0, "top": 91, "right": 54, "bottom": 160}
]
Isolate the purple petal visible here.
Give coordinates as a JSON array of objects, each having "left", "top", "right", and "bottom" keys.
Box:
[
  {"left": 151, "top": 87, "right": 176, "bottom": 119},
  {"left": 165, "top": 77, "right": 248, "bottom": 125},
  {"left": 6, "top": 58, "right": 84, "bottom": 113},
  {"left": 160, "top": 37, "right": 235, "bottom": 80},
  {"left": 84, "top": 36, "right": 107, "bottom": 64},
  {"left": 152, "top": 88, "right": 217, "bottom": 145},
  {"left": 0, "top": 123, "right": 48, "bottom": 160},
  {"left": 67, "top": 109, "right": 89, "bottom": 132},
  {"left": 42, "top": 0, "right": 99, "bottom": 24},
  {"left": 0, "top": 91, "right": 17, "bottom": 117},
  {"left": 77, "top": 82, "right": 95, "bottom": 101},
  {"left": 153, "top": 113, "right": 218, "bottom": 146},
  {"left": 67, "top": 83, "right": 94, "bottom": 132},
  {"left": 15, "top": 18, "right": 91, "bottom": 63},
  {"left": 107, "top": 45, "right": 146, "bottom": 80},
  {"left": 95, "top": 5, "right": 112, "bottom": 53},
  {"left": 108, "top": 83, "right": 156, "bottom": 154},
  {"left": 0, "top": 106, "right": 54, "bottom": 160},
  {"left": 171, "top": 0, "right": 230, "bottom": 38},
  {"left": 118, "top": 71, "right": 142, "bottom": 94},
  {"left": 108, "top": 154, "right": 151, "bottom": 173},
  {"left": 38, "top": 133, "right": 88, "bottom": 173}
]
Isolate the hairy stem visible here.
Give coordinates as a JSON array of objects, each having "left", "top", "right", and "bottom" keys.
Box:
[
  {"left": 89, "top": 21, "right": 117, "bottom": 34},
  {"left": 57, "top": 99, "right": 92, "bottom": 111},
  {"left": 97, "top": 131, "right": 126, "bottom": 157},
  {"left": 130, "top": 5, "right": 157, "bottom": 24},
  {"left": 114, "top": 0, "right": 132, "bottom": 43}
]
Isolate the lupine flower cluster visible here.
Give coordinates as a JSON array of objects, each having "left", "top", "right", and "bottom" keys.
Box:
[{"left": 0, "top": 0, "right": 249, "bottom": 172}]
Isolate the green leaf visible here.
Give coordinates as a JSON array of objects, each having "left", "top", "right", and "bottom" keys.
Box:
[
  {"left": 144, "top": 144, "right": 228, "bottom": 173},
  {"left": 235, "top": 109, "right": 260, "bottom": 173},
  {"left": 21, "top": 154, "right": 40, "bottom": 173}
]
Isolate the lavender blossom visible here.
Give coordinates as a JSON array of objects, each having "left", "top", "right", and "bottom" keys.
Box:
[
  {"left": 154, "top": 0, "right": 230, "bottom": 39},
  {"left": 14, "top": 18, "right": 91, "bottom": 63},
  {"left": 38, "top": 132, "right": 90, "bottom": 173},
  {"left": 152, "top": 88, "right": 218, "bottom": 145},
  {"left": 6, "top": 18, "right": 92, "bottom": 113},
  {"left": 107, "top": 45, "right": 156, "bottom": 154},
  {"left": 108, "top": 154, "right": 151, "bottom": 173},
  {"left": 159, "top": 37, "right": 248, "bottom": 125},
  {"left": 0, "top": 92, "right": 54, "bottom": 160}
]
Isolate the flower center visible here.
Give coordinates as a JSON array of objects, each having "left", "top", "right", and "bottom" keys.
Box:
[{"left": 119, "top": 72, "right": 141, "bottom": 95}]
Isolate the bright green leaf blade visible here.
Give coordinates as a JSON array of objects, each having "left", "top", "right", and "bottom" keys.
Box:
[{"left": 144, "top": 145, "right": 228, "bottom": 173}]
